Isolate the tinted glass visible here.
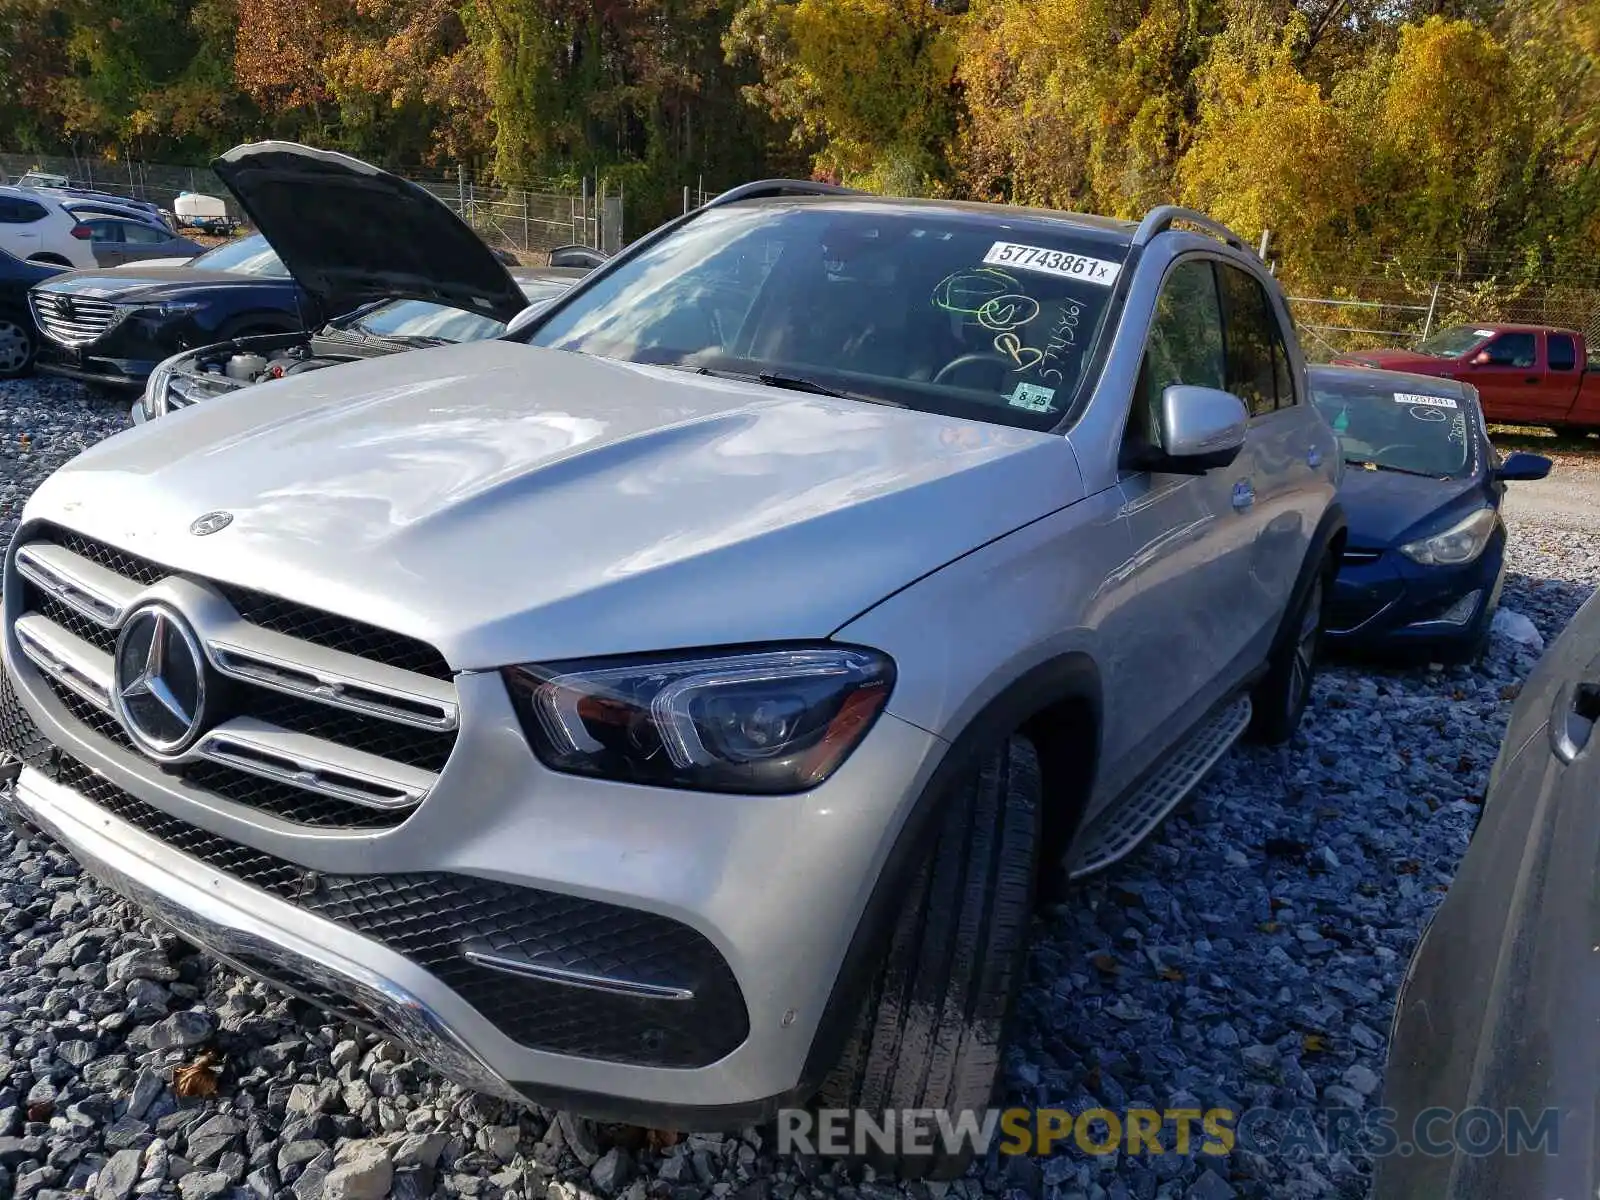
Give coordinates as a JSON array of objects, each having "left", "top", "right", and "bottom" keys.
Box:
[
  {"left": 1549, "top": 334, "right": 1577, "bottom": 371},
  {"left": 1484, "top": 332, "right": 1536, "bottom": 368},
  {"left": 516, "top": 279, "right": 576, "bottom": 306},
  {"left": 1414, "top": 325, "right": 1493, "bottom": 358},
  {"left": 188, "top": 234, "right": 288, "bottom": 277},
  {"left": 526, "top": 203, "right": 1128, "bottom": 431},
  {"left": 122, "top": 222, "right": 168, "bottom": 244},
  {"left": 1218, "top": 264, "right": 1283, "bottom": 416},
  {"left": 1131, "top": 260, "right": 1224, "bottom": 449},
  {"left": 349, "top": 299, "right": 507, "bottom": 343},
  {"left": 1272, "top": 334, "right": 1296, "bottom": 405},
  {"left": 1311, "top": 380, "right": 1474, "bottom": 478},
  {"left": 84, "top": 220, "right": 122, "bottom": 243},
  {"left": 0, "top": 198, "right": 45, "bottom": 224}
]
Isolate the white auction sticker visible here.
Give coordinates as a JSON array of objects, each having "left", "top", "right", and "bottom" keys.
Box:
[
  {"left": 1394, "top": 392, "right": 1457, "bottom": 408},
  {"left": 1473, "top": 329, "right": 1496, "bottom": 337},
  {"left": 983, "top": 242, "right": 1121, "bottom": 287}
]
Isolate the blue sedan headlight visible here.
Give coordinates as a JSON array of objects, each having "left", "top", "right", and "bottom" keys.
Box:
[{"left": 1399, "top": 508, "right": 1498, "bottom": 566}]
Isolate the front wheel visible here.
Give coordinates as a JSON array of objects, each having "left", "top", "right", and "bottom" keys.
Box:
[
  {"left": 817, "top": 734, "right": 1042, "bottom": 1180},
  {"left": 1248, "top": 564, "right": 1327, "bottom": 744},
  {"left": 0, "top": 314, "right": 36, "bottom": 379}
]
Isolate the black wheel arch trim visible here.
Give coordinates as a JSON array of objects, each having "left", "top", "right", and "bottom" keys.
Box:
[{"left": 793, "top": 650, "right": 1102, "bottom": 1097}]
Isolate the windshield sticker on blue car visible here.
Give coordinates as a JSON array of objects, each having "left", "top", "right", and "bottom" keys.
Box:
[
  {"left": 982, "top": 242, "right": 1121, "bottom": 286},
  {"left": 1394, "top": 392, "right": 1457, "bottom": 409},
  {"left": 1006, "top": 382, "right": 1056, "bottom": 412},
  {"left": 1408, "top": 406, "right": 1448, "bottom": 422}
]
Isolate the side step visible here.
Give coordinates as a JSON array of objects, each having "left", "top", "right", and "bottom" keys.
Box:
[{"left": 1066, "top": 695, "right": 1252, "bottom": 880}]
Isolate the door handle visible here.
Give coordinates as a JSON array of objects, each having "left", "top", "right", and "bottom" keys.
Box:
[
  {"left": 1551, "top": 681, "right": 1600, "bottom": 764},
  {"left": 1231, "top": 479, "right": 1255, "bottom": 511},
  {"left": 1524, "top": 376, "right": 1541, "bottom": 385}
]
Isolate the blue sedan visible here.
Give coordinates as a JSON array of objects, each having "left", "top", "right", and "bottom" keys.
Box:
[{"left": 1309, "top": 365, "right": 1551, "bottom": 662}]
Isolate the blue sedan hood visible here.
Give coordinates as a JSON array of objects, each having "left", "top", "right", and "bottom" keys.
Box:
[{"left": 1340, "top": 468, "right": 1485, "bottom": 548}]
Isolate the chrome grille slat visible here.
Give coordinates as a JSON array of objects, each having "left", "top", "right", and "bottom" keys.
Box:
[
  {"left": 10, "top": 530, "right": 456, "bottom": 827},
  {"left": 16, "top": 543, "right": 140, "bottom": 627},
  {"left": 194, "top": 718, "right": 435, "bottom": 810},
  {"left": 14, "top": 614, "right": 113, "bottom": 711}
]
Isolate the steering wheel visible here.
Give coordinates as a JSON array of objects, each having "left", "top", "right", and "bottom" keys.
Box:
[{"left": 933, "top": 352, "right": 1014, "bottom": 385}]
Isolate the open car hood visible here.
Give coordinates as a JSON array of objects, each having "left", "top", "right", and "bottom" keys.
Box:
[{"left": 212, "top": 141, "right": 528, "bottom": 327}]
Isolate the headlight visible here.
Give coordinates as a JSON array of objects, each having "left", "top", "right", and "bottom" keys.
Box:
[
  {"left": 119, "top": 301, "right": 204, "bottom": 317},
  {"left": 503, "top": 645, "right": 894, "bottom": 794},
  {"left": 1399, "top": 507, "right": 1499, "bottom": 566}
]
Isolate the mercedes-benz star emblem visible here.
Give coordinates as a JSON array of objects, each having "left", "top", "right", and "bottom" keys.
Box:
[
  {"left": 111, "top": 605, "right": 208, "bottom": 757},
  {"left": 190, "top": 511, "right": 233, "bottom": 536}
]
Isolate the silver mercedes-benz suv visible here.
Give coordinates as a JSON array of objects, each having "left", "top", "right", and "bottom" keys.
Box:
[{"left": 0, "top": 153, "right": 1343, "bottom": 1177}]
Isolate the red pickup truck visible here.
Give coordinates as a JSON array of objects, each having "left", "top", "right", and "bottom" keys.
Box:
[{"left": 1332, "top": 323, "right": 1600, "bottom": 430}]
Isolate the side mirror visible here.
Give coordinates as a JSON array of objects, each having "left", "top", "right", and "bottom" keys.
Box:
[
  {"left": 504, "top": 299, "right": 555, "bottom": 338},
  {"left": 1495, "top": 451, "right": 1552, "bottom": 482},
  {"left": 1158, "top": 385, "right": 1249, "bottom": 471}
]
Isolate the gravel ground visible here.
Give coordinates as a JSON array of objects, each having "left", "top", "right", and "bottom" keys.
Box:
[{"left": 0, "top": 375, "right": 1595, "bottom": 1200}]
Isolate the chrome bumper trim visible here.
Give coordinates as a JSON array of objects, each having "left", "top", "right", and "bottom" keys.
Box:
[{"left": 8, "top": 765, "right": 525, "bottom": 1106}]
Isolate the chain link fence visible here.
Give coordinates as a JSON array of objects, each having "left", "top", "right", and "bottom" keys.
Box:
[
  {"left": 0, "top": 151, "right": 621, "bottom": 263},
  {"left": 1288, "top": 270, "right": 1600, "bottom": 361}
]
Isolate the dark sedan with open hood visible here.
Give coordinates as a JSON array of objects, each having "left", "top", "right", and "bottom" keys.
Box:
[
  {"left": 31, "top": 141, "right": 533, "bottom": 390},
  {"left": 1310, "top": 365, "right": 1550, "bottom": 661}
]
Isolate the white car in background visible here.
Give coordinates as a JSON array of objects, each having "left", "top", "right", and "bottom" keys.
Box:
[{"left": 0, "top": 187, "right": 100, "bottom": 268}]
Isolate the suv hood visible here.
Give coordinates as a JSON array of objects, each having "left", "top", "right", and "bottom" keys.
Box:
[
  {"left": 34, "top": 267, "right": 289, "bottom": 302},
  {"left": 212, "top": 141, "right": 527, "bottom": 327},
  {"left": 27, "top": 341, "right": 1081, "bottom": 668}
]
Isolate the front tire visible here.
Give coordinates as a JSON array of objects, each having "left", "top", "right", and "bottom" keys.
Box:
[
  {"left": 818, "top": 735, "right": 1042, "bottom": 1180},
  {"left": 1248, "top": 563, "right": 1328, "bottom": 744},
  {"left": 0, "top": 314, "right": 36, "bottom": 379}
]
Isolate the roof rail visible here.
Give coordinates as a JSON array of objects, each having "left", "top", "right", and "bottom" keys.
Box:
[
  {"left": 1132, "top": 205, "right": 1248, "bottom": 253},
  {"left": 702, "top": 179, "right": 865, "bottom": 211}
]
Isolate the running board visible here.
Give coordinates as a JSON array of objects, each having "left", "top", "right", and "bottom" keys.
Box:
[{"left": 1066, "top": 695, "right": 1252, "bottom": 880}]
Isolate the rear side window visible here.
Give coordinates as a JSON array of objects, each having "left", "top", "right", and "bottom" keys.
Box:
[
  {"left": 1484, "top": 333, "right": 1536, "bottom": 368},
  {"left": 1218, "top": 264, "right": 1291, "bottom": 416},
  {"left": 0, "top": 198, "right": 46, "bottom": 224},
  {"left": 1549, "top": 334, "right": 1577, "bottom": 371}
]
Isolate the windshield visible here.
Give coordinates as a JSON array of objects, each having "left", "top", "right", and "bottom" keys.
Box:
[
  {"left": 188, "top": 234, "right": 288, "bottom": 277},
  {"left": 347, "top": 298, "right": 509, "bottom": 343},
  {"left": 1412, "top": 325, "right": 1494, "bottom": 359},
  {"left": 524, "top": 203, "right": 1127, "bottom": 430},
  {"left": 1311, "top": 380, "right": 1474, "bottom": 478}
]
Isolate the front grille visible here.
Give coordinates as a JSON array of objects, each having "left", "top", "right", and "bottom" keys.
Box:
[
  {"left": 10, "top": 522, "right": 459, "bottom": 829},
  {"left": 30, "top": 293, "right": 119, "bottom": 347},
  {"left": 0, "top": 681, "right": 748, "bottom": 1069}
]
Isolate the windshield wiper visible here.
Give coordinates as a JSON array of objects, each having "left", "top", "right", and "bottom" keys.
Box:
[
  {"left": 1344, "top": 457, "right": 1446, "bottom": 479},
  {"left": 383, "top": 334, "right": 453, "bottom": 348},
  {"left": 691, "top": 366, "right": 905, "bottom": 407}
]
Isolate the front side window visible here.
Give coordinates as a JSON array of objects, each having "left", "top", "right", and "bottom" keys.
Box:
[
  {"left": 525, "top": 203, "right": 1129, "bottom": 431},
  {"left": 84, "top": 220, "right": 122, "bottom": 243},
  {"left": 1483, "top": 332, "right": 1536, "bottom": 368},
  {"left": 1130, "top": 259, "right": 1225, "bottom": 452},
  {"left": 1218, "top": 264, "right": 1287, "bottom": 417},
  {"left": 122, "top": 222, "right": 168, "bottom": 245},
  {"left": 1311, "top": 379, "right": 1475, "bottom": 478}
]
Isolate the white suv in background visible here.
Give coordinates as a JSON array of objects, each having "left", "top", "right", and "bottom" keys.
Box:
[{"left": 0, "top": 187, "right": 99, "bottom": 268}]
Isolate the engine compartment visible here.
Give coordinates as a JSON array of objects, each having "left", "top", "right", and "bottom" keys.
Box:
[{"left": 190, "top": 342, "right": 352, "bottom": 390}]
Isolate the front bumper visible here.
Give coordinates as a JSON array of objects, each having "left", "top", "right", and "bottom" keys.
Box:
[
  {"left": 35, "top": 349, "right": 158, "bottom": 389},
  {"left": 0, "top": 648, "right": 945, "bottom": 1124},
  {"left": 8, "top": 763, "right": 528, "bottom": 1107},
  {"left": 1325, "top": 535, "right": 1506, "bottom": 653}
]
